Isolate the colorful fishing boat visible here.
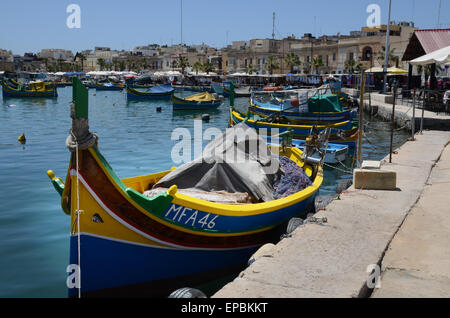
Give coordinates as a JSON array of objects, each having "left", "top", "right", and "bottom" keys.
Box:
[
  {"left": 230, "top": 109, "right": 358, "bottom": 151},
  {"left": 223, "top": 86, "right": 252, "bottom": 98},
  {"left": 172, "top": 91, "right": 223, "bottom": 110},
  {"left": 2, "top": 80, "right": 58, "bottom": 98},
  {"left": 249, "top": 94, "right": 356, "bottom": 124},
  {"left": 95, "top": 82, "right": 124, "bottom": 91},
  {"left": 127, "top": 84, "right": 174, "bottom": 99},
  {"left": 47, "top": 78, "right": 324, "bottom": 297}
]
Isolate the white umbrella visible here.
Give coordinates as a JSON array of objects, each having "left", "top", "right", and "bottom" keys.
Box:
[{"left": 410, "top": 45, "right": 450, "bottom": 66}]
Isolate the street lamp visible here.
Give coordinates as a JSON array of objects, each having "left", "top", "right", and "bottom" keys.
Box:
[{"left": 383, "top": 0, "right": 392, "bottom": 94}]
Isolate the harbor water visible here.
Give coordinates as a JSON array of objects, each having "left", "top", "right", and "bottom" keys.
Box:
[{"left": 0, "top": 87, "right": 409, "bottom": 297}]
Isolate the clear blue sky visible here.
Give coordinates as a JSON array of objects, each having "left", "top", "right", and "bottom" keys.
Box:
[{"left": 0, "top": 0, "right": 448, "bottom": 55}]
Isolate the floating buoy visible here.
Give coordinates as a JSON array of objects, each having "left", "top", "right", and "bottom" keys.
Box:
[
  {"left": 18, "top": 133, "right": 26, "bottom": 144},
  {"left": 202, "top": 114, "right": 210, "bottom": 122},
  {"left": 248, "top": 243, "right": 275, "bottom": 266},
  {"left": 156, "top": 107, "right": 162, "bottom": 112},
  {"left": 9, "top": 104, "right": 16, "bottom": 108},
  {"left": 93, "top": 94, "right": 96, "bottom": 96},
  {"left": 168, "top": 287, "right": 207, "bottom": 298}
]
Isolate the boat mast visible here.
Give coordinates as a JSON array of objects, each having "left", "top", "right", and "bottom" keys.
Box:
[{"left": 181, "top": 0, "right": 183, "bottom": 46}]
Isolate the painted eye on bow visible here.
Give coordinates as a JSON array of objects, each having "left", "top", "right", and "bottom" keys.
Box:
[{"left": 92, "top": 214, "right": 104, "bottom": 223}]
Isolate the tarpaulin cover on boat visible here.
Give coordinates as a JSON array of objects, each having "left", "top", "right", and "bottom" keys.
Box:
[
  {"left": 308, "top": 94, "right": 342, "bottom": 113},
  {"left": 183, "top": 91, "right": 217, "bottom": 102},
  {"left": 146, "top": 83, "right": 174, "bottom": 93},
  {"left": 153, "top": 123, "right": 282, "bottom": 202}
]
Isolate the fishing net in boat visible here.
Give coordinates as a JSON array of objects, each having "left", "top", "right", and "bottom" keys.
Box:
[
  {"left": 147, "top": 123, "right": 313, "bottom": 204},
  {"left": 273, "top": 157, "right": 312, "bottom": 199}
]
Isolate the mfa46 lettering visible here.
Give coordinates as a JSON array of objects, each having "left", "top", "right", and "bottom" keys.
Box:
[{"left": 165, "top": 204, "right": 218, "bottom": 230}]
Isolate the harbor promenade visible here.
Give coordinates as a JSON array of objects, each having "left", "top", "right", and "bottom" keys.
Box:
[
  {"left": 372, "top": 143, "right": 450, "bottom": 298},
  {"left": 213, "top": 130, "right": 450, "bottom": 298}
]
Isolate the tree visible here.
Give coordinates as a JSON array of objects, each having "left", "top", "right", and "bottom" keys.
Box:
[
  {"left": 74, "top": 52, "right": 86, "bottom": 72},
  {"left": 344, "top": 58, "right": 356, "bottom": 73},
  {"left": 285, "top": 53, "right": 300, "bottom": 73},
  {"left": 192, "top": 61, "right": 203, "bottom": 75},
  {"left": 377, "top": 46, "right": 399, "bottom": 68},
  {"left": 97, "top": 58, "right": 106, "bottom": 71},
  {"left": 202, "top": 60, "right": 213, "bottom": 74},
  {"left": 246, "top": 64, "right": 257, "bottom": 75},
  {"left": 312, "top": 56, "right": 324, "bottom": 74},
  {"left": 265, "top": 56, "right": 279, "bottom": 75},
  {"left": 177, "top": 56, "right": 190, "bottom": 74}
]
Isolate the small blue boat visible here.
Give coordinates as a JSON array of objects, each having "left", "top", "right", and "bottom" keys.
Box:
[
  {"left": 266, "top": 137, "right": 349, "bottom": 164},
  {"left": 127, "top": 84, "right": 174, "bottom": 99}
]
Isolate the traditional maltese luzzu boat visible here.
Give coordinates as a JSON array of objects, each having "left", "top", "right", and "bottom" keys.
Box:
[
  {"left": 2, "top": 80, "right": 57, "bottom": 98},
  {"left": 48, "top": 78, "right": 324, "bottom": 297}
]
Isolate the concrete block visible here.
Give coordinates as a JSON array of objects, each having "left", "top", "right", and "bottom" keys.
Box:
[
  {"left": 353, "top": 169, "right": 397, "bottom": 190},
  {"left": 361, "top": 160, "right": 381, "bottom": 170}
]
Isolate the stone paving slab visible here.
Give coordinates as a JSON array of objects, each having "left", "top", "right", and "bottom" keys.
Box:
[{"left": 372, "top": 143, "right": 450, "bottom": 298}]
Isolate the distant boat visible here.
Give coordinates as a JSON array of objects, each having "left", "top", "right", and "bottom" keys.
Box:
[
  {"left": 172, "top": 91, "right": 223, "bottom": 110},
  {"left": 95, "top": 82, "right": 124, "bottom": 91},
  {"left": 2, "top": 80, "right": 58, "bottom": 98},
  {"left": 127, "top": 84, "right": 174, "bottom": 99},
  {"left": 223, "top": 86, "right": 252, "bottom": 98}
]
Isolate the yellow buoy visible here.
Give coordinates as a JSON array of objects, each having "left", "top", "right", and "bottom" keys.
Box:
[{"left": 18, "top": 133, "right": 26, "bottom": 144}]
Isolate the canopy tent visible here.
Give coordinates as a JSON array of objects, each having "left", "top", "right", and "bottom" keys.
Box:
[
  {"left": 365, "top": 67, "right": 408, "bottom": 74},
  {"left": 410, "top": 45, "right": 450, "bottom": 66}
]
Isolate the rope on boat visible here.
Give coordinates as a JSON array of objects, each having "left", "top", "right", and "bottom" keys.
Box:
[
  {"left": 68, "top": 130, "right": 83, "bottom": 299},
  {"left": 66, "top": 102, "right": 97, "bottom": 152}
]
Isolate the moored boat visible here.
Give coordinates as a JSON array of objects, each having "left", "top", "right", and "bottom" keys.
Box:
[
  {"left": 172, "top": 91, "right": 223, "bottom": 110},
  {"left": 95, "top": 82, "right": 124, "bottom": 91},
  {"left": 230, "top": 109, "right": 358, "bottom": 151},
  {"left": 2, "top": 80, "right": 58, "bottom": 98},
  {"left": 249, "top": 93, "right": 356, "bottom": 124},
  {"left": 127, "top": 83, "right": 174, "bottom": 99},
  {"left": 47, "top": 78, "right": 324, "bottom": 297}
]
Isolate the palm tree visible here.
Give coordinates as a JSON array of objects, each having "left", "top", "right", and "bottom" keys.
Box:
[
  {"left": 285, "top": 53, "right": 300, "bottom": 73},
  {"left": 192, "top": 61, "right": 203, "bottom": 75},
  {"left": 246, "top": 64, "right": 257, "bottom": 75},
  {"left": 265, "top": 56, "right": 279, "bottom": 75},
  {"left": 312, "top": 56, "right": 324, "bottom": 74},
  {"left": 377, "top": 46, "right": 399, "bottom": 68},
  {"left": 177, "top": 56, "right": 190, "bottom": 74},
  {"left": 202, "top": 60, "right": 213, "bottom": 74},
  {"left": 344, "top": 59, "right": 357, "bottom": 73},
  {"left": 74, "top": 52, "right": 86, "bottom": 72},
  {"left": 97, "top": 58, "right": 106, "bottom": 71}
]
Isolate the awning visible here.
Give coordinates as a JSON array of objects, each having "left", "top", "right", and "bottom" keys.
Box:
[
  {"left": 365, "top": 67, "right": 408, "bottom": 74},
  {"left": 410, "top": 45, "right": 450, "bottom": 66}
]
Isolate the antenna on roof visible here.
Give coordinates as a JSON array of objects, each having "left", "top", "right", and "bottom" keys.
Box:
[
  {"left": 180, "top": 0, "right": 183, "bottom": 46},
  {"left": 437, "top": 0, "right": 442, "bottom": 28}
]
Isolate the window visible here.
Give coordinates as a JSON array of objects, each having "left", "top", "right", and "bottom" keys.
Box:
[
  {"left": 349, "top": 52, "right": 354, "bottom": 61},
  {"left": 362, "top": 47, "right": 373, "bottom": 61},
  {"left": 333, "top": 53, "right": 336, "bottom": 61}
]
